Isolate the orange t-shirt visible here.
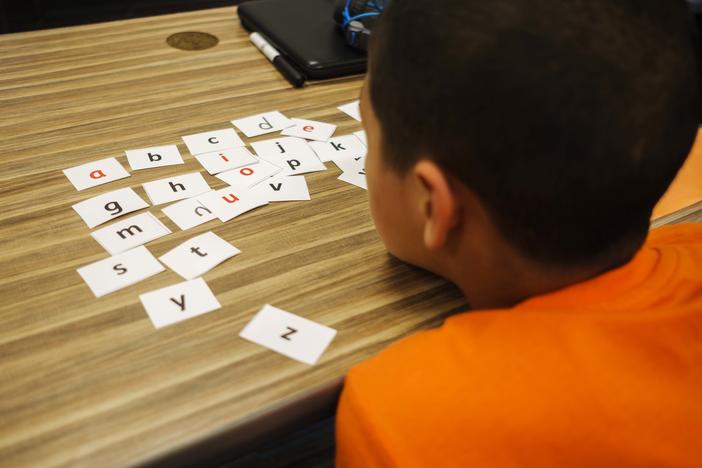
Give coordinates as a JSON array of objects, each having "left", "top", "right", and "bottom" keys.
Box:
[{"left": 336, "top": 223, "right": 702, "bottom": 467}]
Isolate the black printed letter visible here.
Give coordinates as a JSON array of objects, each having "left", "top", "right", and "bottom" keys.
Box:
[
  {"left": 113, "top": 263, "right": 127, "bottom": 275},
  {"left": 104, "top": 201, "right": 123, "bottom": 216},
  {"left": 169, "top": 181, "right": 185, "bottom": 192},
  {"left": 190, "top": 246, "right": 208, "bottom": 257},
  {"left": 286, "top": 159, "right": 301, "bottom": 171},
  {"left": 170, "top": 294, "right": 186, "bottom": 311},
  {"left": 116, "top": 225, "right": 142, "bottom": 239},
  {"left": 281, "top": 326, "right": 297, "bottom": 340},
  {"left": 194, "top": 206, "right": 212, "bottom": 217},
  {"left": 258, "top": 116, "right": 273, "bottom": 130}
]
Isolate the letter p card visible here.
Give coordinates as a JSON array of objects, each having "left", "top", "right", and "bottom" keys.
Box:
[{"left": 239, "top": 304, "right": 337, "bottom": 365}]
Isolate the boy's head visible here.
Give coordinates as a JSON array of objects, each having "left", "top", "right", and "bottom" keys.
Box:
[{"left": 361, "top": 0, "right": 700, "bottom": 306}]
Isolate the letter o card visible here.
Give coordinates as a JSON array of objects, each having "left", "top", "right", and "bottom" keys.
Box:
[
  {"left": 63, "top": 157, "right": 130, "bottom": 191},
  {"left": 72, "top": 187, "right": 149, "bottom": 229},
  {"left": 125, "top": 145, "right": 184, "bottom": 171},
  {"left": 140, "top": 278, "right": 221, "bottom": 329},
  {"left": 239, "top": 305, "right": 337, "bottom": 365},
  {"left": 281, "top": 118, "right": 337, "bottom": 142},
  {"left": 182, "top": 128, "right": 245, "bottom": 155},
  {"left": 231, "top": 110, "right": 293, "bottom": 138},
  {"left": 215, "top": 159, "right": 282, "bottom": 189}
]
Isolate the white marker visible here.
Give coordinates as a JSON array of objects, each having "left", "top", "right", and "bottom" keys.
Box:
[{"left": 250, "top": 32, "right": 305, "bottom": 88}]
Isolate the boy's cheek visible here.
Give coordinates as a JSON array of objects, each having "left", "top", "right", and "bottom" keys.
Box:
[{"left": 368, "top": 182, "right": 420, "bottom": 265}]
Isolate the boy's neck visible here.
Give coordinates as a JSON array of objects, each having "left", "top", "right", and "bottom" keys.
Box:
[{"left": 444, "top": 232, "right": 640, "bottom": 310}]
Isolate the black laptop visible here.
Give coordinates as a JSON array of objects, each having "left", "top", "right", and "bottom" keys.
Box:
[{"left": 238, "top": 0, "right": 367, "bottom": 80}]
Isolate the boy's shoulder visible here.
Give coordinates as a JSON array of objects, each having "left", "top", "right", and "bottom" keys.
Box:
[{"left": 337, "top": 223, "right": 702, "bottom": 467}]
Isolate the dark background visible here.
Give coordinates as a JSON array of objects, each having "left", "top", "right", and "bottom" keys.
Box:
[
  {"left": 0, "top": 0, "right": 245, "bottom": 34},
  {"left": 3, "top": 1, "right": 701, "bottom": 36}
]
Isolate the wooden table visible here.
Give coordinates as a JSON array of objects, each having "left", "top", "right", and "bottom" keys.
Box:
[
  {"left": 1, "top": 6, "right": 700, "bottom": 468},
  {"left": 0, "top": 7, "right": 467, "bottom": 467}
]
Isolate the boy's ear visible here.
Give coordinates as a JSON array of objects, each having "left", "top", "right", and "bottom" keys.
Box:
[{"left": 413, "top": 160, "right": 459, "bottom": 250}]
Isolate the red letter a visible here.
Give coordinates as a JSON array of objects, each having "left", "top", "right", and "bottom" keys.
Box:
[{"left": 90, "top": 169, "right": 107, "bottom": 179}]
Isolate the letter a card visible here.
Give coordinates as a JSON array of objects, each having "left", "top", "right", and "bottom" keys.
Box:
[
  {"left": 239, "top": 304, "right": 337, "bottom": 365},
  {"left": 140, "top": 278, "right": 221, "bottom": 329},
  {"left": 63, "top": 157, "right": 130, "bottom": 191}
]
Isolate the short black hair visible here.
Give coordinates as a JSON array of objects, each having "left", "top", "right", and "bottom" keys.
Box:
[{"left": 369, "top": 0, "right": 701, "bottom": 266}]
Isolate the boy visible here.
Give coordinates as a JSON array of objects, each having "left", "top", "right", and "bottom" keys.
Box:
[{"left": 336, "top": 0, "right": 702, "bottom": 466}]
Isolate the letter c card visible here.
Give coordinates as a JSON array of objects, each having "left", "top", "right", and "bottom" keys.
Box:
[{"left": 182, "top": 128, "right": 245, "bottom": 155}]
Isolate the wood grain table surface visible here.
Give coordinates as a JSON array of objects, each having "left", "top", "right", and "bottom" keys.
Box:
[
  {"left": 1, "top": 6, "right": 700, "bottom": 468},
  {"left": 0, "top": 6, "right": 467, "bottom": 467}
]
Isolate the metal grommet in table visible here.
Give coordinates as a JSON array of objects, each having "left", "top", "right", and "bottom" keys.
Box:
[{"left": 166, "top": 31, "right": 219, "bottom": 51}]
